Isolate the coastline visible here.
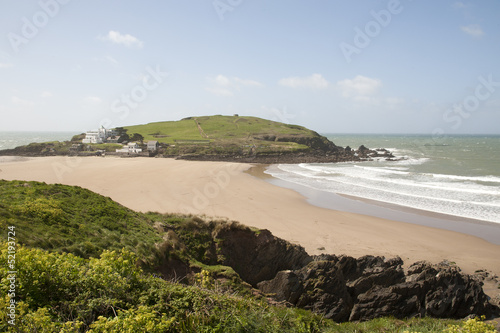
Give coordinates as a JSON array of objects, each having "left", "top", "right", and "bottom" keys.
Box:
[
  {"left": 1, "top": 156, "right": 499, "bottom": 278},
  {"left": 258, "top": 165, "right": 500, "bottom": 245}
]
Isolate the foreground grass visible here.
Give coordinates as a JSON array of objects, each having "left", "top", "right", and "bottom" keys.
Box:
[
  {"left": 0, "top": 180, "right": 163, "bottom": 267},
  {"left": 0, "top": 244, "right": 332, "bottom": 332},
  {"left": 326, "top": 317, "right": 458, "bottom": 332},
  {"left": 2, "top": 244, "right": 497, "bottom": 332}
]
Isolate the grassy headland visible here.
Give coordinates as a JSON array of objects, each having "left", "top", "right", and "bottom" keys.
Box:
[{"left": 124, "top": 115, "right": 343, "bottom": 160}]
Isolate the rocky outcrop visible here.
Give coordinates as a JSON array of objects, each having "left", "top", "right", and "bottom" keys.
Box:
[
  {"left": 350, "top": 261, "right": 495, "bottom": 320},
  {"left": 160, "top": 218, "right": 497, "bottom": 322},
  {"left": 258, "top": 256, "right": 497, "bottom": 322},
  {"left": 213, "top": 224, "right": 312, "bottom": 286},
  {"left": 178, "top": 143, "right": 396, "bottom": 164}
]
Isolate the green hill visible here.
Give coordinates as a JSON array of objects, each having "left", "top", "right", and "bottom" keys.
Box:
[
  {"left": 120, "top": 115, "right": 365, "bottom": 161},
  {"left": 124, "top": 115, "right": 317, "bottom": 144},
  {"left": 123, "top": 115, "right": 334, "bottom": 158}
]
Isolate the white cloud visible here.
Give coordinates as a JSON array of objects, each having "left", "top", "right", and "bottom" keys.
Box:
[
  {"left": 0, "top": 63, "right": 13, "bottom": 69},
  {"left": 233, "top": 77, "right": 263, "bottom": 87},
  {"left": 12, "top": 96, "right": 35, "bottom": 107},
  {"left": 214, "top": 74, "right": 231, "bottom": 87},
  {"left": 337, "top": 75, "right": 382, "bottom": 98},
  {"left": 205, "top": 75, "right": 263, "bottom": 96},
  {"left": 461, "top": 24, "right": 484, "bottom": 37},
  {"left": 278, "top": 73, "right": 329, "bottom": 90},
  {"left": 99, "top": 30, "right": 144, "bottom": 48},
  {"left": 40, "top": 91, "right": 53, "bottom": 98},
  {"left": 261, "top": 106, "right": 296, "bottom": 124}
]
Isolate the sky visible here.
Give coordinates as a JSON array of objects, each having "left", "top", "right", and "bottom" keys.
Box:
[{"left": 1, "top": 0, "right": 500, "bottom": 134}]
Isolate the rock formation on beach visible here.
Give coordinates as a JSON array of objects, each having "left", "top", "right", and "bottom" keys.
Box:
[
  {"left": 258, "top": 256, "right": 496, "bottom": 322},
  {"left": 210, "top": 224, "right": 497, "bottom": 322}
]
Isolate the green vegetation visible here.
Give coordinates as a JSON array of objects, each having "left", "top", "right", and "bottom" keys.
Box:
[
  {"left": 124, "top": 115, "right": 319, "bottom": 156},
  {"left": 2, "top": 244, "right": 496, "bottom": 332},
  {"left": 0, "top": 245, "right": 331, "bottom": 332},
  {"left": 0, "top": 180, "right": 163, "bottom": 266},
  {"left": 86, "top": 143, "right": 124, "bottom": 152},
  {"left": 9, "top": 141, "right": 72, "bottom": 155},
  {"left": 325, "top": 317, "right": 498, "bottom": 333},
  {"left": 0, "top": 180, "right": 498, "bottom": 332}
]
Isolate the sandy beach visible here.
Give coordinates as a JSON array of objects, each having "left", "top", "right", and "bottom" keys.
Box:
[{"left": 1, "top": 156, "right": 499, "bottom": 279}]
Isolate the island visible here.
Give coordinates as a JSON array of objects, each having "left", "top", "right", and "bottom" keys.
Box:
[{"left": 0, "top": 115, "right": 395, "bottom": 163}]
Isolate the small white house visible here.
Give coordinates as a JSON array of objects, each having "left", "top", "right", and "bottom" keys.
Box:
[
  {"left": 82, "top": 126, "right": 117, "bottom": 144},
  {"left": 116, "top": 142, "right": 142, "bottom": 154},
  {"left": 147, "top": 141, "right": 159, "bottom": 152}
]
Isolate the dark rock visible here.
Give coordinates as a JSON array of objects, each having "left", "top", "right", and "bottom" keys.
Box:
[
  {"left": 257, "top": 270, "right": 303, "bottom": 304},
  {"left": 350, "top": 261, "right": 495, "bottom": 321},
  {"left": 214, "top": 225, "right": 312, "bottom": 286},
  {"left": 258, "top": 255, "right": 497, "bottom": 322}
]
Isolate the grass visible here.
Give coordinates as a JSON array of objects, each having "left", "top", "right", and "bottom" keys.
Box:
[
  {"left": 324, "top": 317, "right": 460, "bottom": 332},
  {"left": 87, "top": 143, "right": 124, "bottom": 152},
  {"left": 0, "top": 180, "right": 163, "bottom": 267},
  {"left": 124, "top": 115, "right": 316, "bottom": 155}
]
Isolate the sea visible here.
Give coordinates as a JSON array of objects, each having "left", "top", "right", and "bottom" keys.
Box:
[
  {"left": 0, "top": 131, "right": 77, "bottom": 151},
  {"left": 266, "top": 134, "right": 500, "bottom": 225}
]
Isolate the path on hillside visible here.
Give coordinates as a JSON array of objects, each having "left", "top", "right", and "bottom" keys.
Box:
[{"left": 193, "top": 118, "right": 209, "bottom": 139}]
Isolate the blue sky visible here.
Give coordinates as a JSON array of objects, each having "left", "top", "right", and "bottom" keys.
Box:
[{"left": 1, "top": 0, "right": 499, "bottom": 134}]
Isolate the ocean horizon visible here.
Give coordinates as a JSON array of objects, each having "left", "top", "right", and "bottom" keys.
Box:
[{"left": 0, "top": 131, "right": 78, "bottom": 151}]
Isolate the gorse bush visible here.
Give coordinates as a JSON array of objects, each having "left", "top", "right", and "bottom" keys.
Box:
[
  {"left": 443, "top": 316, "right": 498, "bottom": 333},
  {"left": 16, "top": 197, "right": 64, "bottom": 223}
]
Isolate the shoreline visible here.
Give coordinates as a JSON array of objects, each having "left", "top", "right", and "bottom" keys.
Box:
[
  {"left": 255, "top": 165, "right": 500, "bottom": 245},
  {"left": 1, "top": 156, "right": 499, "bottom": 279}
]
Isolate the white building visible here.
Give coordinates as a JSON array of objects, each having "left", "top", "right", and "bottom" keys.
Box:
[
  {"left": 116, "top": 142, "right": 142, "bottom": 154},
  {"left": 82, "top": 126, "right": 117, "bottom": 144},
  {"left": 147, "top": 141, "right": 159, "bottom": 152}
]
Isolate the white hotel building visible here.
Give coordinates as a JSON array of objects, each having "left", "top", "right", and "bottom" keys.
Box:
[{"left": 82, "top": 127, "right": 117, "bottom": 144}]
